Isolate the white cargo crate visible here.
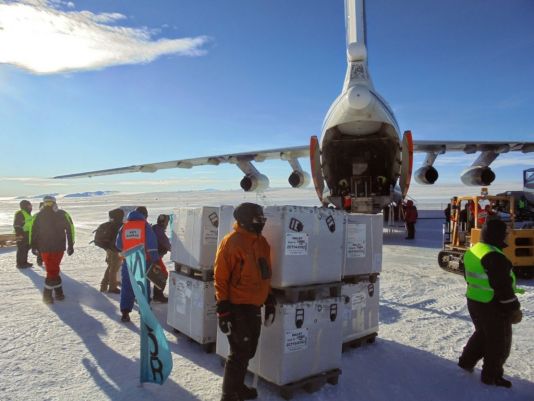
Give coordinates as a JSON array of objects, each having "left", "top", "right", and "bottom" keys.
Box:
[
  {"left": 216, "top": 297, "right": 343, "bottom": 386},
  {"left": 167, "top": 272, "right": 217, "bottom": 345},
  {"left": 171, "top": 207, "right": 219, "bottom": 269},
  {"left": 217, "top": 205, "right": 236, "bottom": 245},
  {"left": 342, "top": 277, "right": 380, "bottom": 343},
  {"left": 262, "top": 206, "right": 345, "bottom": 288},
  {"left": 343, "top": 213, "right": 383, "bottom": 277}
]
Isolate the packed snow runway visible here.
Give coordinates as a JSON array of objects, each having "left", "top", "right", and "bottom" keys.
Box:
[{"left": 0, "top": 189, "right": 532, "bottom": 401}]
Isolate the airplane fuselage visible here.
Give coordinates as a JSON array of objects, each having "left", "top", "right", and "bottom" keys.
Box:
[{"left": 317, "top": 16, "right": 403, "bottom": 212}]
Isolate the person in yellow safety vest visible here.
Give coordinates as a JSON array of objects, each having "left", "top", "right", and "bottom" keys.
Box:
[
  {"left": 13, "top": 200, "right": 34, "bottom": 269},
  {"left": 458, "top": 219, "right": 524, "bottom": 388}
]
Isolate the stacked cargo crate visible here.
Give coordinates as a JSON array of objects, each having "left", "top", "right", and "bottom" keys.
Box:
[
  {"left": 341, "top": 213, "right": 383, "bottom": 350},
  {"left": 166, "top": 207, "right": 220, "bottom": 353},
  {"left": 216, "top": 205, "right": 345, "bottom": 399}
]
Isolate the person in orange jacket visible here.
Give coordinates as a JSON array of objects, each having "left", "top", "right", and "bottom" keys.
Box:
[{"left": 214, "top": 203, "right": 275, "bottom": 401}]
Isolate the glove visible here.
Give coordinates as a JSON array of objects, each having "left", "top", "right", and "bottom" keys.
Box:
[
  {"left": 264, "top": 293, "right": 276, "bottom": 327},
  {"left": 510, "top": 309, "right": 523, "bottom": 325},
  {"left": 217, "top": 300, "right": 232, "bottom": 335},
  {"left": 31, "top": 248, "right": 40, "bottom": 256},
  {"left": 67, "top": 247, "right": 74, "bottom": 256}
]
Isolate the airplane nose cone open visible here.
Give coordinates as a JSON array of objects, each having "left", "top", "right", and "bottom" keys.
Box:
[{"left": 347, "top": 85, "right": 372, "bottom": 110}]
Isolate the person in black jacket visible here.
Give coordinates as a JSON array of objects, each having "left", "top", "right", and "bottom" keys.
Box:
[
  {"left": 100, "top": 208, "right": 124, "bottom": 294},
  {"left": 13, "top": 200, "right": 33, "bottom": 268},
  {"left": 31, "top": 196, "right": 75, "bottom": 304},
  {"left": 458, "top": 219, "right": 523, "bottom": 388},
  {"left": 151, "top": 214, "right": 171, "bottom": 303}
]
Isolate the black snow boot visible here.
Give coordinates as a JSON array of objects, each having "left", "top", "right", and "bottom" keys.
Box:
[
  {"left": 121, "top": 310, "right": 131, "bottom": 322},
  {"left": 457, "top": 360, "right": 474, "bottom": 373},
  {"left": 220, "top": 393, "right": 242, "bottom": 401},
  {"left": 55, "top": 286, "right": 65, "bottom": 301},
  {"left": 43, "top": 288, "right": 54, "bottom": 304},
  {"left": 153, "top": 287, "right": 168, "bottom": 303},
  {"left": 481, "top": 375, "right": 512, "bottom": 388},
  {"left": 239, "top": 385, "right": 258, "bottom": 400}
]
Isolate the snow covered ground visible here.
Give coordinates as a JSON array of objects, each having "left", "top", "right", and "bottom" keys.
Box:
[{"left": 0, "top": 189, "right": 532, "bottom": 401}]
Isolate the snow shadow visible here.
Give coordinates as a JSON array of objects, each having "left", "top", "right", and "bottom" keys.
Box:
[
  {"left": 21, "top": 268, "right": 202, "bottom": 401},
  {"left": 379, "top": 303, "right": 402, "bottom": 325},
  {"left": 332, "top": 339, "right": 534, "bottom": 401},
  {"left": 381, "top": 298, "right": 471, "bottom": 323},
  {"left": 0, "top": 246, "right": 16, "bottom": 255}
]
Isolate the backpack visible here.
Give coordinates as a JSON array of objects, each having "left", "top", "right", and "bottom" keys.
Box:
[{"left": 92, "top": 221, "right": 113, "bottom": 250}]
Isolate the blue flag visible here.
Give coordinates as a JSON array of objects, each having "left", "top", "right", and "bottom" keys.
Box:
[{"left": 124, "top": 244, "right": 173, "bottom": 385}]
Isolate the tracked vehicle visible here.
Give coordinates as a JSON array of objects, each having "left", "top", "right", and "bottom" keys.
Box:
[{"left": 438, "top": 190, "right": 534, "bottom": 279}]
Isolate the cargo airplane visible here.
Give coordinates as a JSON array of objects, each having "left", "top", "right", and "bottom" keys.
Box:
[{"left": 55, "top": 0, "right": 534, "bottom": 214}]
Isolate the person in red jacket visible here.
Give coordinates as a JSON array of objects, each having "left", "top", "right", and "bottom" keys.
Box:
[
  {"left": 214, "top": 203, "right": 275, "bottom": 401},
  {"left": 404, "top": 200, "right": 418, "bottom": 239}
]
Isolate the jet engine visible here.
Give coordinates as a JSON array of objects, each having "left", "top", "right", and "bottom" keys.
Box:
[
  {"left": 240, "top": 173, "right": 269, "bottom": 192},
  {"left": 460, "top": 166, "right": 496, "bottom": 186},
  {"left": 288, "top": 171, "right": 310, "bottom": 188},
  {"left": 414, "top": 166, "right": 439, "bottom": 185}
]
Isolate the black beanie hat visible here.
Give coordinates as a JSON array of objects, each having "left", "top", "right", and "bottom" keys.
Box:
[
  {"left": 481, "top": 219, "right": 507, "bottom": 248},
  {"left": 136, "top": 206, "right": 148, "bottom": 219},
  {"left": 19, "top": 200, "right": 31, "bottom": 210},
  {"left": 233, "top": 203, "right": 263, "bottom": 225}
]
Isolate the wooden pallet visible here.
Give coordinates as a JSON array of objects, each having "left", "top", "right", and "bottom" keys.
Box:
[
  {"left": 171, "top": 328, "right": 215, "bottom": 353},
  {"left": 342, "top": 332, "right": 377, "bottom": 352},
  {"left": 342, "top": 273, "right": 379, "bottom": 284},
  {"left": 174, "top": 263, "right": 213, "bottom": 282},
  {"left": 276, "top": 368, "right": 342, "bottom": 400},
  {"left": 272, "top": 282, "right": 343, "bottom": 303},
  {"left": 0, "top": 234, "right": 17, "bottom": 248}
]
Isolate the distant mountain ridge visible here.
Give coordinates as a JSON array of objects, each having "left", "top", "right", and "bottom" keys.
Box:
[{"left": 16, "top": 191, "right": 117, "bottom": 200}]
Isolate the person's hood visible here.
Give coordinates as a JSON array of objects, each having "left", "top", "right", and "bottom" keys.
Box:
[
  {"left": 406, "top": 200, "right": 414, "bottom": 207},
  {"left": 481, "top": 219, "right": 508, "bottom": 248},
  {"left": 126, "top": 210, "right": 146, "bottom": 221}
]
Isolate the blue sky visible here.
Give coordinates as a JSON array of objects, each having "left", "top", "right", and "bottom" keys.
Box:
[{"left": 0, "top": 0, "right": 533, "bottom": 197}]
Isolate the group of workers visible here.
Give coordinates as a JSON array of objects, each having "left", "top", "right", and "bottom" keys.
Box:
[{"left": 13, "top": 197, "right": 524, "bottom": 397}]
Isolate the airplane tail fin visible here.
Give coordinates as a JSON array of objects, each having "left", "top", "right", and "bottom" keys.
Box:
[{"left": 343, "top": 0, "right": 372, "bottom": 90}]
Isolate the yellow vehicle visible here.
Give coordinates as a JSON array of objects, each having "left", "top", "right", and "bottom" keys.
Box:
[{"left": 438, "top": 190, "right": 534, "bottom": 279}]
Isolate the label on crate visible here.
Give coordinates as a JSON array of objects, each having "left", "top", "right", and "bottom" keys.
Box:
[
  {"left": 351, "top": 292, "right": 366, "bottom": 310},
  {"left": 346, "top": 223, "right": 366, "bottom": 258},
  {"left": 284, "top": 328, "right": 309, "bottom": 353},
  {"left": 285, "top": 233, "right": 308, "bottom": 256},
  {"left": 203, "top": 224, "right": 219, "bottom": 245}
]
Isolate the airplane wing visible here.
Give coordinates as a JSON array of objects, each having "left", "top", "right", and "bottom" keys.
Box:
[
  {"left": 54, "top": 145, "right": 309, "bottom": 179},
  {"left": 412, "top": 140, "right": 534, "bottom": 154},
  {"left": 54, "top": 140, "right": 534, "bottom": 179}
]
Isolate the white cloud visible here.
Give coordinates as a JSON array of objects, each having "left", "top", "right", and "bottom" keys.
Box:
[{"left": 0, "top": 0, "right": 208, "bottom": 74}]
